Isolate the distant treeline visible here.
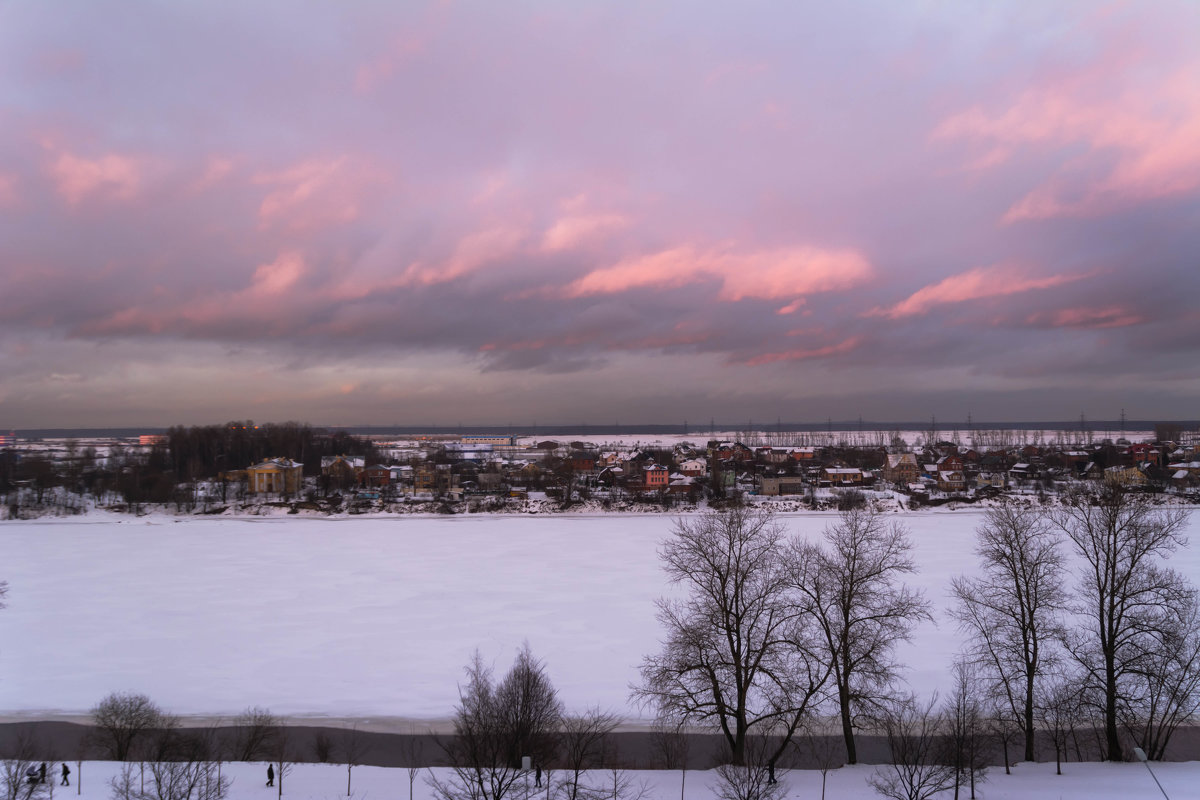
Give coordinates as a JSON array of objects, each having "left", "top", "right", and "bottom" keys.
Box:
[{"left": 166, "top": 421, "right": 381, "bottom": 480}]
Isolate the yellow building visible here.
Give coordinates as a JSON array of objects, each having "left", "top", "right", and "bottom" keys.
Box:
[{"left": 246, "top": 458, "right": 304, "bottom": 494}]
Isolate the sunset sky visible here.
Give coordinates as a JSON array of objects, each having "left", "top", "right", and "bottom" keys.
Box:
[{"left": 2, "top": 1, "right": 1199, "bottom": 428}]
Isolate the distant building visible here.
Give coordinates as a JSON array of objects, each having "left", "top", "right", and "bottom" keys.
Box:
[
  {"left": 461, "top": 435, "right": 517, "bottom": 446},
  {"left": 139, "top": 434, "right": 168, "bottom": 446},
  {"left": 246, "top": 458, "right": 304, "bottom": 494}
]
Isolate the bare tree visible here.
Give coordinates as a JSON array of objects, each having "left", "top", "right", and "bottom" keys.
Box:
[
  {"left": 868, "top": 695, "right": 955, "bottom": 800},
  {"left": 311, "top": 733, "right": 333, "bottom": 764},
  {"left": 635, "top": 508, "right": 830, "bottom": 767},
  {"left": 950, "top": 503, "right": 1065, "bottom": 762},
  {"left": 796, "top": 719, "right": 842, "bottom": 800},
  {"left": 141, "top": 728, "right": 231, "bottom": 800},
  {"left": 229, "top": 707, "right": 277, "bottom": 762},
  {"left": 498, "top": 643, "right": 562, "bottom": 771},
  {"left": 649, "top": 715, "right": 689, "bottom": 800},
  {"left": 429, "top": 647, "right": 562, "bottom": 800},
  {"left": 790, "top": 507, "right": 931, "bottom": 764},
  {"left": 90, "top": 693, "right": 164, "bottom": 762},
  {"left": 1119, "top": 593, "right": 1200, "bottom": 759},
  {"left": 1037, "top": 669, "right": 1086, "bottom": 775},
  {"left": 2, "top": 728, "right": 50, "bottom": 800},
  {"left": 339, "top": 726, "right": 372, "bottom": 797},
  {"left": 712, "top": 728, "right": 792, "bottom": 800},
  {"left": 1050, "top": 485, "right": 1192, "bottom": 760},
  {"left": 400, "top": 728, "right": 425, "bottom": 800},
  {"left": 268, "top": 726, "right": 293, "bottom": 800},
  {"left": 557, "top": 709, "right": 618, "bottom": 800},
  {"left": 985, "top": 701, "right": 1020, "bottom": 776},
  {"left": 941, "top": 662, "right": 988, "bottom": 800}
]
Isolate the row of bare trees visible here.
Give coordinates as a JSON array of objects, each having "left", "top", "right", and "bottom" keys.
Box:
[
  {"left": 951, "top": 487, "right": 1200, "bottom": 766},
  {"left": 79, "top": 694, "right": 384, "bottom": 800},
  {"left": 635, "top": 505, "right": 931, "bottom": 771},
  {"left": 632, "top": 493, "right": 1199, "bottom": 798},
  {"left": 433, "top": 644, "right": 657, "bottom": 800}
]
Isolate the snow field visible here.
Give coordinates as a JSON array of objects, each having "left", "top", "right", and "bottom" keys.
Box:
[
  {"left": 25, "top": 759, "right": 1200, "bottom": 800},
  {"left": 2, "top": 510, "right": 1200, "bottom": 721}
]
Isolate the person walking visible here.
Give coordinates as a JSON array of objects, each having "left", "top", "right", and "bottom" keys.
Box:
[
  {"left": 61, "top": 763, "right": 70, "bottom": 786},
  {"left": 266, "top": 764, "right": 274, "bottom": 787}
]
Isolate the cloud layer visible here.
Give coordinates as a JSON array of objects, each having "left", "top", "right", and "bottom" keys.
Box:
[{"left": 1, "top": 1, "right": 1199, "bottom": 426}]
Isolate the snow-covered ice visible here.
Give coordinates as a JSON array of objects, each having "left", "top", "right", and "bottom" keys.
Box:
[
  {"left": 22, "top": 759, "right": 1200, "bottom": 800},
  {"left": 2, "top": 510, "right": 1199, "bottom": 721}
]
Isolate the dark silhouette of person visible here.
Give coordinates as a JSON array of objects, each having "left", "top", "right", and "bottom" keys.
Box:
[
  {"left": 266, "top": 764, "right": 274, "bottom": 787},
  {"left": 38, "top": 763, "right": 46, "bottom": 784},
  {"left": 535, "top": 764, "right": 542, "bottom": 787},
  {"left": 61, "top": 763, "right": 70, "bottom": 786},
  {"left": 767, "top": 761, "right": 776, "bottom": 785}
]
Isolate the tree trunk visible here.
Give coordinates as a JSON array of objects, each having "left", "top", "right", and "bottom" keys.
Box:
[
  {"left": 1105, "top": 654, "right": 1122, "bottom": 761},
  {"left": 839, "top": 685, "right": 857, "bottom": 764},
  {"left": 1024, "top": 676, "right": 1036, "bottom": 762}
]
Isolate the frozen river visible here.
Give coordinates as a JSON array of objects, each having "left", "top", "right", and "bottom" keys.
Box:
[{"left": 2, "top": 508, "right": 1199, "bottom": 720}]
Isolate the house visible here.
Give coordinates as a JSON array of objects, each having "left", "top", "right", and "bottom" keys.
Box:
[
  {"left": 246, "top": 458, "right": 304, "bottom": 494},
  {"left": 679, "top": 458, "right": 707, "bottom": 477},
  {"left": 1009, "top": 463, "right": 1035, "bottom": 482},
  {"left": 568, "top": 451, "right": 597, "bottom": 473},
  {"left": 937, "top": 470, "right": 965, "bottom": 492},
  {"left": 976, "top": 472, "right": 1005, "bottom": 489},
  {"left": 667, "top": 474, "right": 697, "bottom": 496},
  {"left": 822, "top": 466, "right": 863, "bottom": 486},
  {"left": 359, "top": 464, "right": 391, "bottom": 488},
  {"left": 758, "top": 476, "right": 808, "bottom": 496},
  {"left": 1105, "top": 465, "right": 1148, "bottom": 487},
  {"left": 641, "top": 464, "right": 670, "bottom": 491},
  {"left": 710, "top": 441, "right": 754, "bottom": 463},
  {"left": 883, "top": 453, "right": 919, "bottom": 485},
  {"left": 322, "top": 456, "right": 364, "bottom": 487}
]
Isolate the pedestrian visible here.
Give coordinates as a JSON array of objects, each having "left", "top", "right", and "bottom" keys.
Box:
[
  {"left": 535, "top": 764, "right": 542, "bottom": 788},
  {"left": 61, "top": 763, "right": 70, "bottom": 786},
  {"left": 266, "top": 764, "right": 274, "bottom": 787},
  {"left": 39, "top": 763, "right": 46, "bottom": 785}
]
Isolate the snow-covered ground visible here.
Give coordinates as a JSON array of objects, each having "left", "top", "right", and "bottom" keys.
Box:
[
  {"left": 2, "top": 511, "right": 1199, "bottom": 722},
  {"left": 23, "top": 759, "right": 1200, "bottom": 800}
]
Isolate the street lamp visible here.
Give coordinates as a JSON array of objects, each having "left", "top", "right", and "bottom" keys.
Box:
[{"left": 1134, "top": 747, "right": 1171, "bottom": 800}]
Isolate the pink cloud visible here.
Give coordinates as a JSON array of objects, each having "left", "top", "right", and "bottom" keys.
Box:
[
  {"left": 563, "top": 244, "right": 873, "bottom": 302},
  {"left": 194, "top": 155, "right": 234, "bottom": 190},
  {"left": 1025, "top": 306, "right": 1145, "bottom": 330},
  {"left": 253, "top": 157, "right": 379, "bottom": 232},
  {"left": 0, "top": 173, "right": 17, "bottom": 207},
  {"left": 741, "top": 336, "right": 862, "bottom": 366},
  {"left": 400, "top": 225, "right": 529, "bottom": 287},
  {"left": 935, "top": 60, "right": 1200, "bottom": 220},
  {"left": 78, "top": 251, "right": 310, "bottom": 337},
  {"left": 867, "top": 264, "right": 1088, "bottom": 319},
  {"left": 49, "top": 152, "right": 142, "bottom": 205},
  {"left": 248, "top": 251, "right": 306, "bottom": 296},
  {"left": 354, "top": 33, "right": 427, "bottom": 93},
  {"left": 541, "top": 212, "right": 629, "bottom": 251}
]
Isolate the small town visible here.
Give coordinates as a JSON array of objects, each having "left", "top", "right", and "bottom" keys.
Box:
[{"left": 3, "top": 421, "right": 1199, "bottom": 517}]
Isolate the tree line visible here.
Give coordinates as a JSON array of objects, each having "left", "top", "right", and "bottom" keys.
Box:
[
  {"left": 1, "top": 422, "right": 380, "bottom": 514},
  {"left": 632, "top": 488, "right": 1199, "bottom": 799}
]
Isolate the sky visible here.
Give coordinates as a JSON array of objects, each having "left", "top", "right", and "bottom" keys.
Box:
[{"left": 1, "top": 1, "right": 1199, "bottom": 428}]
